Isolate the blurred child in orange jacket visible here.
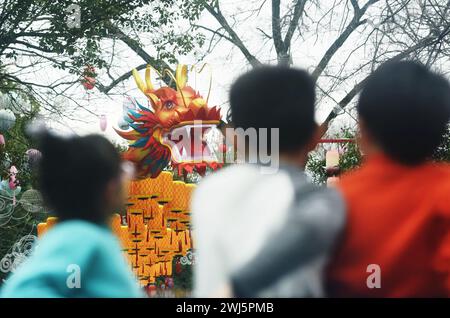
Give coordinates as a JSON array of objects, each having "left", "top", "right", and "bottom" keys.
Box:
[{"left": 327, "top": 61, "right": 450, "bottom": 297}]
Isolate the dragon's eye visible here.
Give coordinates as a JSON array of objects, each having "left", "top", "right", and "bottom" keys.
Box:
[{"left": 164, "top": 101, "right": 175, "bottom": 110}]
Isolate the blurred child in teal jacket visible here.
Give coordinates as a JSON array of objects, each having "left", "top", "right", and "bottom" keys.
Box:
[{"left": 1, "top": 133, "right": 143, "bottom": 298}]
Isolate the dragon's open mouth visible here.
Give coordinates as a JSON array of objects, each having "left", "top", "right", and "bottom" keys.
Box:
[
  {"left": 161, "top": 123, "right": 218, "bottom": 164},
  {"left": 117, "top": 64, "right": 223, "bottom": 178}
]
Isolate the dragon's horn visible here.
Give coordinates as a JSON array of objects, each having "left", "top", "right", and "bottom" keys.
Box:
[
  {"left": 145, "top": 65, "right": 154, "bottom": 91},
  {"left": 132, "top": 68, "right": 147, "bottom": 93},
  {"left": 148, "top": 92, "right": 161, "bottom": 111},
  {"left": 176, "top": 64, "right": 188, "bottom": 89}
]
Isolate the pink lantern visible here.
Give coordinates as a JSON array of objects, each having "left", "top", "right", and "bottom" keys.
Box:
[
  {"left": 0, "top": 134, "right": 5, "bottom": 146},
  {"left": 8, "top": 166, "right": 19, "bottom": 190},
  {"left": 165, "top": 277, "right": 174, "bottom": 289},
  {"left": 99, "top": 114, "right": 107, "bottom": 132}
]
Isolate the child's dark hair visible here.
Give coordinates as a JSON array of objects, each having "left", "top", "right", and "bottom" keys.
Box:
[
  {"left": 229, "top": 66, "right": 316, "bottom": 152},
  {"left": 38, "top": 132, "right": 122, "bottom": 222},
  {"left": 358, "top": 61, "right": 450, "bottom": 165}
]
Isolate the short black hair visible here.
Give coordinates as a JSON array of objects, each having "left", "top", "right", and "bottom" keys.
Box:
[
  {"left": 229, "top": 66, "right": 316, "bottom": 152},
  {"left": 358, "top": 61, "right": 450, "bottom": 165},
  {"left": 38, "top": 133, "right": 121, "bottom": 222}
]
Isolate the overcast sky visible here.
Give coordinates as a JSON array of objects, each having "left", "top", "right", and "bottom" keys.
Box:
[{"left": 10, "top": 0, "right": 449, "bottom": 145}]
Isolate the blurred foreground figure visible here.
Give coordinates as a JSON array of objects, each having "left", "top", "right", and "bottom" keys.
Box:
[
  {"left": 326, "top": 61, "right": 450, "bottom": 297},
  {"left": 229, "top": 61, "right": 450, "bottom": 297},
  {"left": 1, "top": 133, "right": 142, "bottom": 298},
  {"left": 192, "top": 67, "right": 345, "bottom": 297}
]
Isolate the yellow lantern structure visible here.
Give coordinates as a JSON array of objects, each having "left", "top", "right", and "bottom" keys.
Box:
[
  {"left": 37, "top": 223, "right": 48, "bottom": 237},
  {"left": 155, "top": 171, "right": 174, "bottom": 204},
  {"left": 46, "top": 216, "right": 58, "bottom": 229},
  {"left": 37, "top": 170, "right": 195, "bottom": 288}
]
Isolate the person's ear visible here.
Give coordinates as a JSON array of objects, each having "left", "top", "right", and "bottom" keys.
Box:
[{"left": 357, "top": 117, "right": 380, "bottom": 156}]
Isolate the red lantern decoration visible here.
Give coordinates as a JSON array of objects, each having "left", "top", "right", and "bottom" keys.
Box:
[
  {"left": 175, "top": 259, "right": 182, "bottom": 274},
  {"left": 81, "top": 66, "right": 96, "bottom": 90},
  {"left": 146, "top": 284, "right": 157, "bottom": 296},
  {"left": 81, "top": 76, "right": 96, "bottom": 90}
]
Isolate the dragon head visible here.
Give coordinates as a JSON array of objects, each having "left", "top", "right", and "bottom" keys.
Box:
[{"left": 116, "top": 65, "right": 222, "bottom": 178}]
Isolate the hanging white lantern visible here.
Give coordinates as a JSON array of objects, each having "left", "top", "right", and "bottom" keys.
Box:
[
  {"left": 118, "top": 117, "right": 130, "bottom": 130},
  {"left": 123, "top": 96, "right": 137, "bottom": 114},
  {"left": 0, "top": 134, "right": 5, "bottom": 146},
  {"left": 0, "top": 94, "right": 31, "bottom": 114},
  {"left": 0, "top": 94, "right": 11, "bottom": 109},
  {"left": 117, "top": 96, "right": 137, "bottom": 130},
  {"left": 20, "top": 189, "right": 44, "bottom": 213},
  {"left": 2, "top": 153, "right": 11, "bottom": 169},
  {"left": 0, "top": 109, "right": 16, "bottom": 132},
  {"left": 99, "top": 114, "right": 108, "bottom": 132},
  {"left": 25, "top": 149, "right": 42, "bottom": 168}
]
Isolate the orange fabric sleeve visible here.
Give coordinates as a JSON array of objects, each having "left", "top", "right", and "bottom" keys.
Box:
[{"left": 434, "top": 175, "right": 450, "bottom": 296}]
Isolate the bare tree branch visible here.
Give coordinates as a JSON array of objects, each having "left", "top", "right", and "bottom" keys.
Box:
[
  {"left": 323, "top": 30, "right": 443, "bottom": 125},
  {"left": 271, "top": 0, "right": 285, "bottom": 63},
  {"left": 203, "top": 1, "right": 262, "bottom": 67},
  {"left": 312, "top": 0, "right": 380, "bottom": 81},
  {"left": 284, "top": 0, "right": 308, "bottom": 47}
]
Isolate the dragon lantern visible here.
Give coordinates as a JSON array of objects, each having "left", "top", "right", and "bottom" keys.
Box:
[{"left": 115, "top": 65, "right": 222, "bottom": 178}]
